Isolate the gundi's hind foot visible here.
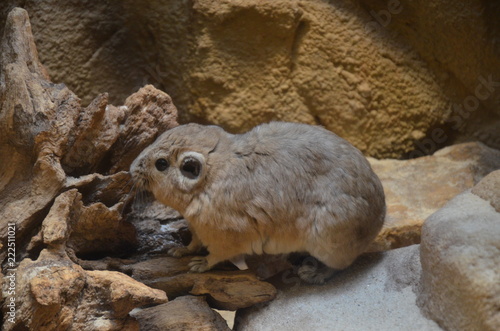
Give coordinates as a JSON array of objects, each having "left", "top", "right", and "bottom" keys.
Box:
[
  {"left": 188, "top": 256, "right": 210, "bottom": 273},
  {"left": 297, "top": 257, "right": 338, "bottom": 285},
  {"left": 170, "top": 237, "right": 340, "bottom": 281},
  {"left": 168, "top": 246, "right": 195, "bottom": 257},
  {"left": 167, "top": 246, "right": 212, "bottom": 273},
  {"left": 168, "top": 230, "right": 204, "bottom": 258}
]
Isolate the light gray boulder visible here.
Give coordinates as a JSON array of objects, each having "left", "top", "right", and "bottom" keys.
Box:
[
  {"left": 419, "top": 170, "right": 500, "bottom": 331},
  {"left": 236, "top": 245, "right": 441, "bottom": 331}
]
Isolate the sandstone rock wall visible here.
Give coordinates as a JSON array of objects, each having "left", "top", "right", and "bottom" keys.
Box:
[
  {"left": 0, "top": 0, "right": 498, "bottom": 158},
  {"left": 358, "top": 0, "right": 500, "bottom": 152},
  {"left": 0, "top": 0, "right": 147, "bottom": 111}
]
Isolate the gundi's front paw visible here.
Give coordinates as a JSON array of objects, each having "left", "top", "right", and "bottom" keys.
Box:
[
  {"left": 189, "top": 256, "right": 210, "bottom": 273},
  {"left": 168, "top": 246, "right": 193, "bottom": 258}
]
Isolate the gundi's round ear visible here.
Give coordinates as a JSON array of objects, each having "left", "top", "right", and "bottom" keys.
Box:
[{"left": 179, "top": 152, "right": 205, "bottom": 180}]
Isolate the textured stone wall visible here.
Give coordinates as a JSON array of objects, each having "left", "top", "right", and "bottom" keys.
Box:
[{"left": 0, "top": 0, "right": 498, "bottom": 158}]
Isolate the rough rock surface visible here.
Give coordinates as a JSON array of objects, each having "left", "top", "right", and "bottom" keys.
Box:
[
  {"left": 236, "top": 245, "right": 442, "bottom": 331},
  {"left": 471, "top": 170, "right": 500, "bottom": 212},
  {"left": 1, "top": 0, "right": 499, "bottom": 157},
  {"left": 61, "top": 84, "right": 178, "bottom": 176},
  {"left": 0, "top": 9, "right": 175, "bottom": 330},
  {"left": 107, "top": 84, "right": 179, "bottom": 174},
  {"left": 27, "top": 186, "right": 137, "bottom": 260},
  {"left": 0, "top": 7, "right": 79, "bottom": 264},
  {"left": 0, "top": 0, "right": 147, "bottom": 111},
  {"left": 121, "top": 256, "right": 278, "bottom": 311},
  {"left": 419, "top": 171, "right": 500, "bottom": 331},
  {"left": 131, "top": 296, "right": 231, "bottom": 331},
  {"left": 369, "top": 142, "right": 500, "bottom": 251},
  {"left": 1, "top": 249, "right": 167, "bottom": 331},
  {"left": 0, "top": 6, "right": 178, "bottom": 263},
  {"left": 113, "top": 0, "right": 452, "bottom": 158},
  {"left": 358, "top": 0, "right": 500, "bottom": 145}
]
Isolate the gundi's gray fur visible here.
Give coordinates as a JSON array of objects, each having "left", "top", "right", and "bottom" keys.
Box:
[{"left": 131, "top": 122, "right": 386, "bottom": 284}]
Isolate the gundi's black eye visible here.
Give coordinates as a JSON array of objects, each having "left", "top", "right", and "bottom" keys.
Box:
[
  {"left": 155, "top": 158, "right": 169, "bottom": 171},
  {"left": 181, "top": 157, "right": 201, "bottom": 179}
]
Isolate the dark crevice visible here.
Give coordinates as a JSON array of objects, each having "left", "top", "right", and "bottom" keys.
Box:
[
  {"left": 313, "top": 115, "right": 323, "bottom": 126},
  {"left": 290, "top": 19, "right": 309, "bottom": 73},
  {"left": 401, "top": 123, "right": 458, "bottom": 160}
]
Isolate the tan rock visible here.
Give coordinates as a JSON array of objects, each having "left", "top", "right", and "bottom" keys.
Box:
[
  {"left": 62, "top": 84, "right": 178, "bottom": 176},
  {"left": 0, "top": 1, "right": 147, "bottom": 109},
  {"left": 131, "top": 296, "right": 230, "bottom": 331},
  {"left": 108, "top": 84, "right": 179, "bottom": 174},
  {"left": 471, "top": 170, "right": 500, "bottom": 212},
  {"left": 62, "top": 93, "right": 126, "bottom": 176},
  {"left": 1, "top": 249, "right": 167, "bottom": 331},
  {"left": 122, "top": 256, "right": 191, "bottom": 283},
  {"left": 369, "top": 142, "right": 500, "bottom": 251},
  {"left": 129, "top": 0, "right": 451, "bottom": 158},
  {"left": 361, "top": 0, "right": 500, "bottom": 144},
  {"left": 31, "top": 181, "right": 137, "bottom": 259},
  {"left": 41, "top": 189, "right": 80, "bottom": 247},
  {"left": 0, "top": 8, "right": 80, "bottom": 263},
  {"left": 0, "top": 8, "right": 176, "bottom": 331},
  {"left": 68, "top": 198, "right": 137, "bottom": 258},
  {"left": 123, "top": 256, "right": 277, "bottom": 310},
  {"left": 64, "top": 171, "right": 132, "bottom": 208},
  {"left": 84, "top": 270, "right": 167, "bottom": 318},
  {"left": 189, "top": 271, "right": 278, "bottom": 310},
  {"left": 419, "top": 187, "right": 500, "bottom": 330},
  {"left": 0, "top": 8, "right": 177, "bottom": 263},
  {"left": 5, "top": 1, "right": 499, "bottom": 156},
  {"left": 215, "top": 309, "right": 236, "bottom": 329}
]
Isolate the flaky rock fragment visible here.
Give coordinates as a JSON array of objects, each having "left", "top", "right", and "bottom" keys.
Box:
[
  {"left": 68, "top": 199, "right": 137, "bottom": 259},
  {"left": 62, "top": 85, "right": 178, "bottom": 176},
  {"left": 0, "top": 8, "right": 80, "bottom": 262},
  {"left": 29, "top": 184, "right": 137, "bottom": 259},
  {"left": 131, "top": 296, "right": 230, "bottom": 331},
  {"left": 108, "top": 84, "right": 179, "bottom": 173},
  {"left": 41, "top": 189, "right": 80, "bottom": 247},
  {"left": 1, "top": 249, "right": 167, "bottom": 331},
  {"left": 369, "top": 142, "right": 500, "bottom": 251},
  {"left": 122, "top": 256, "right": 277, "bottom": 310},
  {"left": 64, "top": 171, "right": 132, "bottom": 207},
  {"left": 189, "top": 272, "right": 278, "bottom": 310},
  {"left": 62, "top": 93, "right": 126, "bottom": 176},
  {"left": 471, "top": 170, "right": 500, "bottom": 212},
  {"left": 82, "top": 270, "right": 167, "bottom": 319},
  {"left": 64, "top": 173, "right": 138, "bottom": 259}
]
